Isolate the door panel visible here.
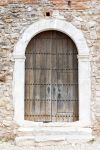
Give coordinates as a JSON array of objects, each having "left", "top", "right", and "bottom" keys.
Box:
[{"left": 25, "top": 31, "right": 78, "bottom": 122}]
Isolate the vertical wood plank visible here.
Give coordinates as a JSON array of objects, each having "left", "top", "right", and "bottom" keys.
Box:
[{"left": 25, "top": 31, "right": 78, "bottom": 122}]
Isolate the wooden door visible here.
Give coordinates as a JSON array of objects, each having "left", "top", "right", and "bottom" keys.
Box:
[{"left": 25, "top": 31, "right": 78, "bottom": 122}]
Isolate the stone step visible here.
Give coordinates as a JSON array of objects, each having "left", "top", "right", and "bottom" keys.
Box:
[
  {"left": 15, "top": 134, "right": 94, "bottom": 146},
  {"left": 15, "top": 126, "right": 93, "bottom": 146}
]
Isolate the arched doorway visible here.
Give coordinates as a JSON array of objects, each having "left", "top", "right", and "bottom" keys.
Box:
[
  {"left": 13, "top": 19, "right": 91, "bottom": 126},
  {"left": 25, "top": 30, "right": 78, "bottom": 122}
]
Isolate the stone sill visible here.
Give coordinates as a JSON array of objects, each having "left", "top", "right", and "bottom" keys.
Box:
[{"left": 17, "top": 120, "right": 91, "bottom": 128}]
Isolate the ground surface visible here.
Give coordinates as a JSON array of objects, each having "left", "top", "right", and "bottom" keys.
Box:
[{"left": 0, "top": 140, "right": 100, "bottom": 150}]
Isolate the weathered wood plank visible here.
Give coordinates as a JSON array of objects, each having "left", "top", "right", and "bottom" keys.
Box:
[{"left": 25, "top": 30, "right": 78, "bottom": 122}]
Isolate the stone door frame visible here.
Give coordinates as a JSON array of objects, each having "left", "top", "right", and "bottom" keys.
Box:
[{"left": 13, "top": 18, "right": 91, "bottom": 127}]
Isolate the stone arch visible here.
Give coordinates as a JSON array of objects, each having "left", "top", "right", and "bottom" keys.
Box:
[
  {"left": 13, "top": 18, "right": 91, "bottom": 126},
  {"left": 13, "top": 18, "right": 89, "bottom": 57}
]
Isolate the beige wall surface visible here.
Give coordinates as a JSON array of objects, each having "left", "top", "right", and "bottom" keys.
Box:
[{"left": 0, "top": 0, "right": 100, "bottom": 141}]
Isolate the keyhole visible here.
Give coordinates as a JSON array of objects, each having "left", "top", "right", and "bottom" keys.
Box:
[
  {"left": 58, "top": 93, "right": 61, "bottom": 99},
  {"left": 58, "top": 87, "right": 61, "bottom": 92},
  {"left": 47, "top": 87, "right": 50, "bottom": 94},
  {"left": 53, "top": 87, "right": 55, "bottom": 94}
]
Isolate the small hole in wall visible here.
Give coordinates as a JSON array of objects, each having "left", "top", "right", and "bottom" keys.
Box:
[
  {"left": 68, "top": 1, "right": 71, "bottom": 7},
  {"left": 46, "top": 12, "right": 50, "bottom": 16}
]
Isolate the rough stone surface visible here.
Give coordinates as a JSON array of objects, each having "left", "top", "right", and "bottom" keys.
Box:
[
  {"left": 0, "top": 0, "right": 100, "bottom": 143},
  {"left": 0, "top": 141, "right": 100, "bottom": 150}
]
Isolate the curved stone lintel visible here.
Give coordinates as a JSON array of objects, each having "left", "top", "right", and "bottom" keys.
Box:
[{"left": 13, "top": 18, "right": 89, "bottom": 58}]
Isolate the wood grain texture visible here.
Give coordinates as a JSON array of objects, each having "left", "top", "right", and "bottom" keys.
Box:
[{"left": 25, "top": 31, "right": 78, "bottom": 122}]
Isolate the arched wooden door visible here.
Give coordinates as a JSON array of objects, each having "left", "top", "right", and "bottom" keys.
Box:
[{"left": 25, "top": 31, "right": 78, "bottom": 122}]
